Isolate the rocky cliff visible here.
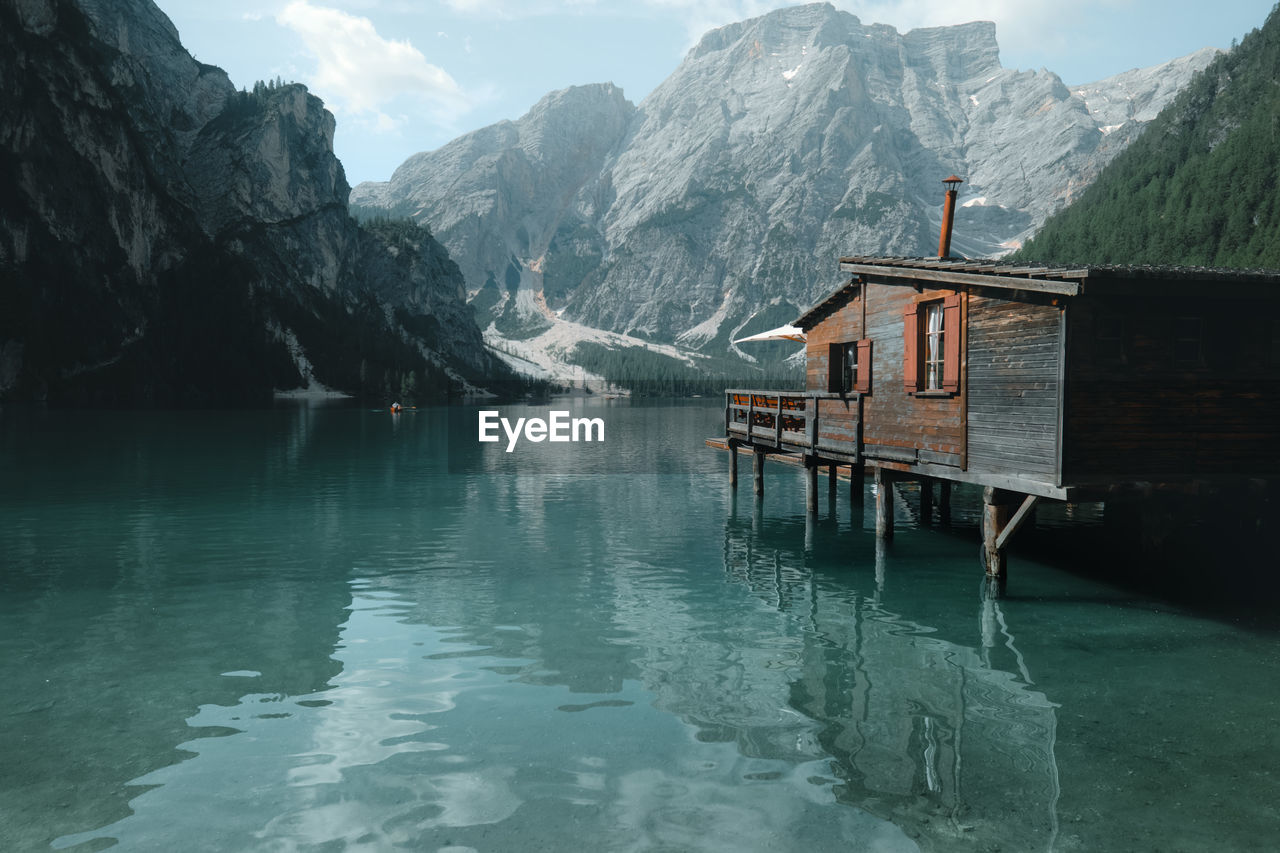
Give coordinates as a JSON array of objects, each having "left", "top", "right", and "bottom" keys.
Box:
[
  {"left": 0, "top": 0, "right": 504, "bottom": 404},
  {"left": 352, "top": 2, "right": 1217, "bottom": 373}
]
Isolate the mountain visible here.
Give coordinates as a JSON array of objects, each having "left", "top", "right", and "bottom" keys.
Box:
[
  {"left": 1012, "top": 4, "right": 1280, "bottom": 268},
  {"left": 351, "top": 2, "right": 1217, "bottom": 377},
  {"left": 0, "top": 0, "right": 507, "bottom": 405}
]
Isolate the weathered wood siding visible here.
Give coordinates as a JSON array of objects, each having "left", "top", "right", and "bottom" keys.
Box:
[
  {"left": 815, "top": 396, "right": 860, "bottom": 453},
  {"left": 806, "top": 283, "right": 973, "bottom": 468},
  {"left": 1064, "top": 298, "right": 1280, "bottom": 480},
  {"left": 966, "top": 294, "right": 1062, "bottom": 483},
  {"left": 802, "top": 301, "right": 863, "bottom": 456},
  {"left": 860, "top": 283, "right": 962, "bottom": 464},
  {"left": 805, "top": 292, "right": 861, "bottom": 391}
]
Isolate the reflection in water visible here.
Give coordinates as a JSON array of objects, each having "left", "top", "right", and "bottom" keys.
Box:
[
  {"left": 8, "top": 403, "right": 1277, "bottom": 852},
  {"left": 53, "top": 573, "right": 918, "bottom": 852},
  {"left": 722, "top": 517, "right": 1062, "bottom": 852},
  {"left": 52, "top": 585, "right": 527, "bottom": 850}
]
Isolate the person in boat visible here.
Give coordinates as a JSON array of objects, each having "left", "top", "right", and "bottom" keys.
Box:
[{"left": 390, "top": 402, "right": 402, "bottom": 413}]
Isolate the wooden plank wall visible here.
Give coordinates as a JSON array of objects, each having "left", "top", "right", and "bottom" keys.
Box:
[
  {"left": 816, "top": 396, "right": 859, "bottom": 451},
  {"left": 805, "top": 293, "right": 860, "bottom": 391},
  {"left": 966, "top": 294, "right": 1062, "bottom": 483},
  {"left": 805, "top": 295, "right": 862, "bottom": 455},
  {"left": 860, "top": 284, "right": 962, "bottom": 463},
  {"left": 1064, "top": 298, "right": 1280, "bottom": 480}
]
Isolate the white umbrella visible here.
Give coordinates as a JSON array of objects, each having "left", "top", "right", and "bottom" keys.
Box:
[{"left": 732, "top": 323, "right": 807, "bottom": 344}]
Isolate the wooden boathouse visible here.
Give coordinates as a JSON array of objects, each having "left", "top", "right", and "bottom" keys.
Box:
[{"left": 724, "top": 183, "right": 1280, "bottom": 591}]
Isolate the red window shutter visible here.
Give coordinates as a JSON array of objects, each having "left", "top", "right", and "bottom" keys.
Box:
[
  {"left": 855, "top": 339, "right": 872, "bottom": 394},
  {"left": 827, "top": 343, "right": 842, "bottom": 392},
  {"left": 942, "top": 293, "right": 962, "bottom": 392},
  {"left": 903, "top": 304, "right": 919, "bottom": 392}
]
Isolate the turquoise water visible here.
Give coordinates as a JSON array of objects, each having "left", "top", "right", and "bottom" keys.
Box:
[{"left": 2, "top": 400, "right": 1277, "bottom": 852}]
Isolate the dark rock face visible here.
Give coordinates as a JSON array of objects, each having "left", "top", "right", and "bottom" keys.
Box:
[
  {"left": 353, "top": 2, "right": 1216, "bottom": 361},
  {"left": 0, "top": 0, "right": 503, "bottom": 404}
]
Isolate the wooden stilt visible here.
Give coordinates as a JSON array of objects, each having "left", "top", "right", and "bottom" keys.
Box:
[
  {"left": 805, "top": 458, "right": 818, "bottom": 514},
  {"left": 753, "top": 450, "right": 765, "bottom": 497},
  {"left": 728, "top": 441, "right": 738, "bottom": 488},
  {"left": 850, "top": 463, "right": 865, "bottom": 506},
  {"left": 875, "top": 468, "right": 894, "bottom": 540},
  {"left": 982, "top": 486, "right": 1014, "bottom": 593},
  {"left": 828, "top": 464, "right": 839, "bottom": 502},
  {"left": 939, "top": 481, "right": 952, "bottom": 526},
  {"left": 920, "top": 479, "right": 934, "bottom": 526}
]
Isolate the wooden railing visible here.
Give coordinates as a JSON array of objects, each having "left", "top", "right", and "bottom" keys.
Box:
[{"left": 725, "top": 390, "right": 862, "bottom": 460}]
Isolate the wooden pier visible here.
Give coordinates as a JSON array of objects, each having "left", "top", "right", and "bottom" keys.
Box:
[{"left": 719, "top": 255, "right": 1280, "bottom": 594}]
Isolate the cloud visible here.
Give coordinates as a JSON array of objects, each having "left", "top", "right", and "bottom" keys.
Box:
[
  {"left": 439, "top": 0, "right": 601, "bottom": 18},
  {"left": 276, "top": 1, "right": 470, "bottom": 128}
]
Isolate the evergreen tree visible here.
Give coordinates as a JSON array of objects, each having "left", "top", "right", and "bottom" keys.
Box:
[{"left": 1014, "top": 4, "right": 1280, "bottom": 269}]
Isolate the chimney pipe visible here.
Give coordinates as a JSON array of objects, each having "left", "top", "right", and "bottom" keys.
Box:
[{"left": 938, "top": 175, "right": 964, "bottom": 258}]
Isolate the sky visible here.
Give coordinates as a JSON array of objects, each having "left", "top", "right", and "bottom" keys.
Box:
[{"left": 157, "top": 1, "right": 1276, "bottom": 186}]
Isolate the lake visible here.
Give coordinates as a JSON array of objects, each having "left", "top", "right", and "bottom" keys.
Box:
[{"left": 2, "top": 398, "right": 1277, "bottom": 851}]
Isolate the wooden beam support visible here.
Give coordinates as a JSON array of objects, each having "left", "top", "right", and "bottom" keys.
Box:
[
  {"left": 875, "top": 468, "right": 894, "bottom": 540},
  {"left": 728, "top": 440, "right": 738, "bottom": 488},
  {"left": 850, "top": 463, "right": 865, "bottom": 506},
  {"left": 862, "top": 459, "right": 1071, "bottom": 500},
  {"left": 754, "top": 450, "right": 766, "bottom": 497},
  {"left": 995, "top": 495, "right": 1041, "bottom": 551},
  {"left": 829, "top": 464, "right": 839, "bottom": 501},
  {"left": 982, "top": 487, "right": 1018, "bottom": 591}
]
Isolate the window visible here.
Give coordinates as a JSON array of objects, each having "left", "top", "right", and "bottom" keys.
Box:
[
  {"left": 924, "top": 302, "right": 944, "bottom": 391},
  {"left": 828, "top": 340, "right": 872, "bottom": 394},
  {"left": 903, "top": 294, "right": 961, "bottom": 394}
]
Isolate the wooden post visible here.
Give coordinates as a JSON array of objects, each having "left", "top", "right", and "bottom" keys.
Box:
[
  {"left": 754, "top": 450, "right": 765, "bottom": 497},
  {"left": 775, "top": 395, "right": 783, "bottom": 447},
  {"left": 939, "top": 481, "right": 952, "bottom": 526},
  {"left": 850, "top": 463, "right": 865, "bottom": 506},
  {"left": 983, "top": 486, "right": 1013, "bottom": 592},
  {"left": 805, "top": 397, "right": 818, "bottom": 450},
  {"left": 920, "top": 478, "right": 934, "bottom": 526},
  {"left": 875, "top": 468, "right": 894, "bottom": 540},
  {"left": 828, "top": 464, "right": 839, "bottom": 502},
  {"left": 805, "top": 458, "right": 818, "bottom": 514},
  {"left": 728, "top": 441, "right": 738, "bottom": 488}
]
